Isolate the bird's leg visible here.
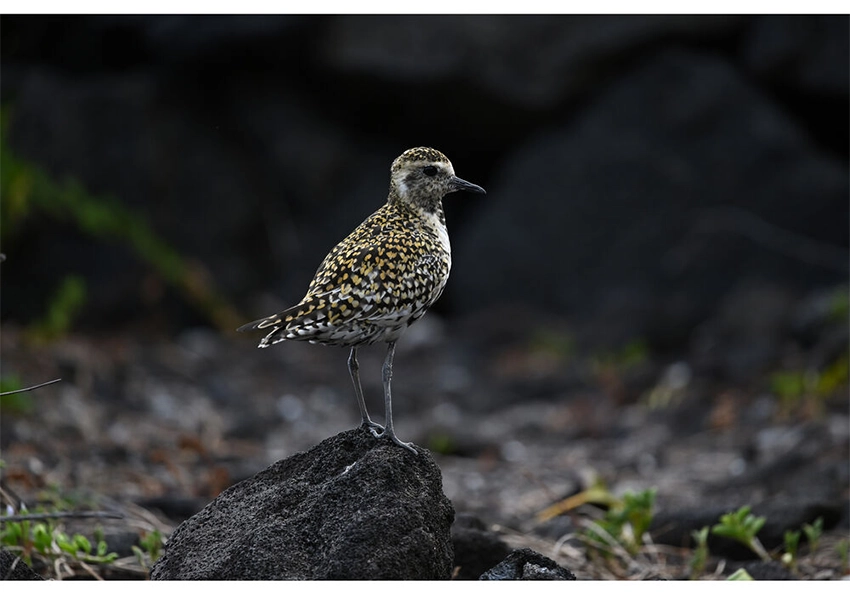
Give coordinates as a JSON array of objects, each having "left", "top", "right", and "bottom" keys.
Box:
[
  {"left": 376, "top": 341, "right": 417, "bottom": 454},
  {"left": 348, "top": 347, "right": 383, "bottom": 434}
]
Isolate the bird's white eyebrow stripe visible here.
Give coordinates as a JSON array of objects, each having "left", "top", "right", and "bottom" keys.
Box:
[{"left": 406, "top": 160, "right": 454, "bottom": 174}]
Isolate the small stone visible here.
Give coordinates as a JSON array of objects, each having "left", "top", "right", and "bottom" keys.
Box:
[{"left": 479, "top": 547, "right": 576, "bottom": 580}]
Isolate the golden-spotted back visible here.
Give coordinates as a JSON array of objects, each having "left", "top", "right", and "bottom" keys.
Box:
[{"left": 238, "top": 147, "right": 485, "bottom": 347}]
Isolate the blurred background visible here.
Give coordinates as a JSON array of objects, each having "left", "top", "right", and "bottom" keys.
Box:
[{"left": 0, "top": 14, "right": 848, "bottom": 579}]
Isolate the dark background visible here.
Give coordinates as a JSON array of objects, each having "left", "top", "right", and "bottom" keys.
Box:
[
  {"left": 0, "top": 15, "right": 848, "bottom": 579},
  {"left": 1, "top": 14, "right": 847, "bottom": 350}
]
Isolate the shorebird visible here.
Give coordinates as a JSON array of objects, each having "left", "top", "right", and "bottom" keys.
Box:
[{"left": 239, "top": 147, "right": 485, "bottom": 453}]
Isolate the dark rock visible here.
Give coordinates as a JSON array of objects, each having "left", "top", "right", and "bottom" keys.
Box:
[
  {"left": 742, "top": 15, "right": 849, "bottom": 96},
  {"left": 479, "top": 548, "right": 576, "bottom": 580},
  {"left": 134, "top": 495, "right": 209, "bottom": 524},
  {"left": 0, "top": 16, "right": 310, "bottom": 76},
  {"left": 0, "top": 549, "right": 43, "bottom": 580},
  {"left": 135, "top": 15, "right": 308, "bottom": 65},
  {"left": 727, "top": 560, "right": 797, "bottom": 580},
  {"left": 103, "top": 529, "right": 153, "bottom": 559},
  {"left": 690, "top": 280, "right": 799, "bottom": 381},
  {"left": 450, "top": 47, "right": 848, "bottom": 348},
  {"left": 150, "top": 428, "right": 455, "bottom": 580},
  {"left": 451, "top": 513, "right": 511, "bottom": 580},
  {"left": 322, "top": 15, "right": 738, "bottom": 109}
]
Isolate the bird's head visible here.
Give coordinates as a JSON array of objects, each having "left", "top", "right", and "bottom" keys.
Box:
[{"left": 389, "top": 147, "right": 485, "bottom": 213}]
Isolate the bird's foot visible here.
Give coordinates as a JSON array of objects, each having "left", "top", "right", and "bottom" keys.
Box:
[
  {"left": 368, "top": 424, "right": 417, "bottom": 454},
  {"left": 380, "top": 430, "right": 417, "bottom": 454},
  {"left": 391, "top": 436, "right": 418, "bottom": 455},
  {"left": 361, "top": 419, "right": 385, "bottom": 435}
]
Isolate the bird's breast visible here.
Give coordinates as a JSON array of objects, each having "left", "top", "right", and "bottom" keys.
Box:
[{"left": 420, "top": 210, "right": 451, "bottom": 265}]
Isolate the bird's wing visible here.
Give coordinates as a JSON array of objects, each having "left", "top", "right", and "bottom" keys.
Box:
[{"left": 239, "top": 205, "right": 445, "bottom": 334}]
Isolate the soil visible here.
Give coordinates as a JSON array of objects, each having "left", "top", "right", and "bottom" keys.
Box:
[{"left": 1, "top": 293, "right": 847, "bottom": 580}]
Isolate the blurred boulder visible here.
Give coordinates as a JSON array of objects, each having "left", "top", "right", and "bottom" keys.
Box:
[
  {"left": 449, "top": 48, "right": 848, "bottom": 347},
  {"left": 742, "top": 15, "right": 849, "bottom": 96},
  {"left": 321, "top": 15, "right": 738, "bottom": 109}
]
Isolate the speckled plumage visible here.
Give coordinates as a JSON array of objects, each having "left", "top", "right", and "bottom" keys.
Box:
[{"left": 239, "top": 147, "right": 485, "bottom": 453}]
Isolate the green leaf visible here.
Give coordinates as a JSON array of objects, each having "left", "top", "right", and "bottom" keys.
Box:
[
  {"left": 132, "top": 544, "right": 146, "bottom": 567},
  {"left": 712, "top": 505, "right": 765, "bottom": 543},
  {"left": 803, "top": 517, "right": 824, "bottom": 552},
  {"left": 712, "top": 505, "right": 771, "bottom": 561},
  {"left": 73, "top": 534, "right": 92, "bottom": 555},
  {"left": 28, "top": 275, "right": 88, "bottom": 341},
  {"left": 784, "top": 530, "right": 800, "bottom": 557},
  {"left": 727, "top": 568, "right": 754, "bottom": 580},
  {"left": 32, "top": 523, "right": 53, "bottom": 553},
  {"left": 688, "top": 526, "right": 710, "bottom": 580},
  {"left": 56, "top": 532, "right": 78, "bottom": 555},
  {"left": 0, "top": 521, "right": 24, "bottom": 546}
]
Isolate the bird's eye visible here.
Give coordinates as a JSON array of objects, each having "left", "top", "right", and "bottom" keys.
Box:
[{"left": 423, "top": 165, "right": 438, "bottom": 177}]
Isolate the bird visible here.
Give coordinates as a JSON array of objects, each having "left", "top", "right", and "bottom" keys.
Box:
[{"left": 238, "top": 147, "right": 486, "bottom": 454}]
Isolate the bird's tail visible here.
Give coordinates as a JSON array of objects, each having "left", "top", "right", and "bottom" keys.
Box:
[{"left": 237, "top": 304, "right": 302, "bottom": 348}]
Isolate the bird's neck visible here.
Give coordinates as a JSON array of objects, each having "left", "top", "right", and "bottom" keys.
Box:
[{"left": 388, "top": 186, "right": 445, "bottom": 223}]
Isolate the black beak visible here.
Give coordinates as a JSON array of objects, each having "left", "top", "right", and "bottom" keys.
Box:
[{"left": 450, "top": 175, "right": 486, "bottom": 195}]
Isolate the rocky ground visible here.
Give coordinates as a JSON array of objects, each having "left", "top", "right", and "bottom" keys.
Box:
[{"left": 1, "top": 282, "right": 847, "bottom": 579}]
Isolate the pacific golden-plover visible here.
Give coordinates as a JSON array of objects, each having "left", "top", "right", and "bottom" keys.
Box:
[{"left": 238, "top": 147, "right": 485, "bottom": 453}]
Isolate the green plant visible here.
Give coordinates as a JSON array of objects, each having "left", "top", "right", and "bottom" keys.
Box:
[
  {"left": 711, "top": 506, "right": 770, "bottom": 562},
  {"left": 726, "top": 568, "right": 754, "bottom": 580},
  {"left": 770, "top": 370, "right": 807, "bottom": 402},
  {"left": 584, "top": 488, "right": 657, "bottom": 557},
  {"left": 689, "top": 526, "right": 710, "bottom": 579},
  {"left": 131, "top": 528, "right": 163, "bottom": 570},
  {"left": 0, "top": 518, "right": 118, "bottom": 568},
  {"left": 592, "top": 339, "right": 649, "bottom": 373},
  {"left": 0, "top": 377, "right": 61, "bottom": 418},
  {"left": 782, "top": 529, "right": 800, "bottom": 571},
  {"left": 802, "top": 517, "right": 823, "bottom": 554},
  {"left": 770, "top": 354, "right": 849, "bottom": 418},
  {"left": 536, "top": 478, "right": 620, "bottom": 523},
  {"left": 426, "top": 431, "right": 456, "bottom": 455},
  {"left": 816, "top": 355, "right": 849, "bottom": 395},
  {"left": 827, "top": 286, "right": 849, "bottom": 323},
  {"left": 26, "top": 275, "right": 87, "bottom": 342},
  {"left": 836, "top": 538, "right": 849, "bottom": 575},
  {"left": 36, "top": 485, "right": 89, "bottom": 512},
  {"left": 0, "top": 487, "right": 122, "bottom": 579},
  {"left": 0, "top": 374, "right": 36, "bottom": 414},
  {"left": 0, "top": 105, "right": 242, "bottom": 334},
  {"left": 528, "top": 328, "right": 575, "bottom": 360}
]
